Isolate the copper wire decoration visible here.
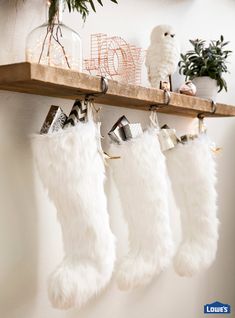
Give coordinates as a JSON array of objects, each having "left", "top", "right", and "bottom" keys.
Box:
[{"left": 84, "top": 33, "right": 145, "bottom": 85}]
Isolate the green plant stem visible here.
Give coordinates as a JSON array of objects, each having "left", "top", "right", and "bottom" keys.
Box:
[{"left": 49, "top": 0, "right": 118, "bottom": 24}]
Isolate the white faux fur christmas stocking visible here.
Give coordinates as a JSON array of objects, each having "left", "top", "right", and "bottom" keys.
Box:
[
  {"left": 166, "top": 135, "right": 219, "bottom": 277},
  {"left": 110, "top": 128, "right": 174, "bottom": 290},
  {"left": 32, "top": 119, "right": 116, "bottom": 309}
]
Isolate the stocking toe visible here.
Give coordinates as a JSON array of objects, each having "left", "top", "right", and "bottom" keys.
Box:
[
  {"left": 117, "top": 256, "right": 158, "bottom": 290},
  {"left": 174, "top": 242, "right": 205, "bottom": 277}
]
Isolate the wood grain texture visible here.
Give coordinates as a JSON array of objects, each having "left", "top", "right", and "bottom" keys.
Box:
[{"left": 0, "top": 62, "right": 235, "bottom": 117}]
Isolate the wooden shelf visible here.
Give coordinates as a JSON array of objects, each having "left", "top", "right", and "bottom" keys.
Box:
[{"left": 0, "top": 62, "right": 235, "bottom": 117}]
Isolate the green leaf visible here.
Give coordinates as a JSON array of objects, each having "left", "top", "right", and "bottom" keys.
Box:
[
  {"left": 89, "top": 0, "right": 96, "bottom": 12},
  {"left": 50, "top": 0, "right": 118, "bottom": 22}
]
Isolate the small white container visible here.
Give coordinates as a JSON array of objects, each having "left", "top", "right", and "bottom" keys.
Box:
[{"left": 192, "top": 76, "right": 218, "bottom": 101}]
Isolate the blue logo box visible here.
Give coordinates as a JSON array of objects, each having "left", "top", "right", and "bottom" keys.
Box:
[{"left": 204, "top": 301, "right": 231, "bottom": 314}]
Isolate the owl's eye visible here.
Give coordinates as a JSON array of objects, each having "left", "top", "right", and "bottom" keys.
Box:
[{"left": 164, "top": 32, "right": 168, "bottom": 36}]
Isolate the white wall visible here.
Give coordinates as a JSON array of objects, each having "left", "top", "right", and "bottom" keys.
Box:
[{"left": 0, "top": 0, "right": 235, "bottom": 317}]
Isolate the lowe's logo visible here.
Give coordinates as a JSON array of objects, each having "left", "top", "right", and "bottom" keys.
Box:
[{"left": 204, "top": 301, "right": 231, "bottom": 314}]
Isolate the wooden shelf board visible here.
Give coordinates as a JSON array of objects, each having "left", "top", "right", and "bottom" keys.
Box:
[{"left": 0, "top": 62, "right": 235, "bottom": 118}]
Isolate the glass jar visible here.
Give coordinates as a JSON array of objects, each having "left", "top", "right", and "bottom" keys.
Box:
[{"left": 25, "top": 0, "right": 82, "bottom": 71}]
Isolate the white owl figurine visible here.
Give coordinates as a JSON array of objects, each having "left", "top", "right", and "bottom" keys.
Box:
[{"left": 145, "top": 25, "right": 180, "bottom": 89}]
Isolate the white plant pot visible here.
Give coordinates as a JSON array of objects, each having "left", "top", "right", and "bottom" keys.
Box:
[{"left": 192, "top": 77, "right": 218, "bottom": 101}]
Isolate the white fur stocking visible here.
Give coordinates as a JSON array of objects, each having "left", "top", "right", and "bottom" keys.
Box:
[
  {"left": 32, "top": 120, "right": 116, "bottom": 309},
  {"left": 166, "top": 135, "right": 219, "bottom": 277},
  {"left": 110, "top": 128, "right": 174, "bottom": 290}
]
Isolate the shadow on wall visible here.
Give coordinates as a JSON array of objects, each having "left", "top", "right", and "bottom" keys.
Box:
[
  {"left": 0, "top": 92, "right": 39, "bottom": 316},
  {"left": 0, "top": 0, "right": 44, "bottom": 65},
  {"left": 196, "top": 119, "right": 235, "bottom": 310},
  {"left": 148, "top": 0, "right": 196, "bottom": 5}
]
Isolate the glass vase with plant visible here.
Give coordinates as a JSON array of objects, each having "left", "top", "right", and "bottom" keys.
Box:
[{"left": 25, "top": 0, "right": 118, "bottom": 70}]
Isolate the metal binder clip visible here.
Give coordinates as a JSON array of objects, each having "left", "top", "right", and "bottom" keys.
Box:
[{"left": 197, "top": 100, "right": 217, "bottom": 134}]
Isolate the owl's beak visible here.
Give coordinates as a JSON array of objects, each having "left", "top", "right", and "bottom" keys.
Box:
[{"left": 171, "top": 34, "right": 175, "bottom": 38}]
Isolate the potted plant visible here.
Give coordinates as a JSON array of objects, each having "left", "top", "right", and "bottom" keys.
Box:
[{"left": 178, "top": 36, "right": 232, "bottom": 100}]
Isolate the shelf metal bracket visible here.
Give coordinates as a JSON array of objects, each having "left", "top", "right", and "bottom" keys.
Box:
[
  {"left": 197, "top": 100, "right": 217, "bottom": 119},
  {"left": 77, "top": 76, "right": 109, "bottom": 101},
  {"left": 149, "top": 89, "right": 171, "bottom": 111}
]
